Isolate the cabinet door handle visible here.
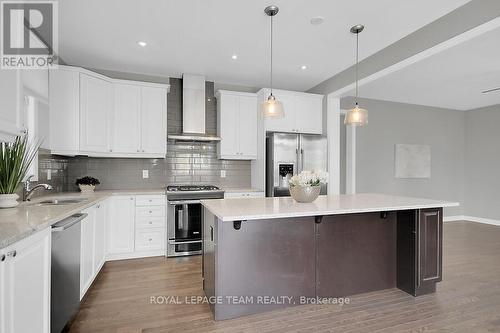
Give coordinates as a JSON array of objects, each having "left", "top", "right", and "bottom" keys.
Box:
[
  {"left": 1, "top": 254, "right": 5, "bottom": 262},
  {"left": 210, "top": 226, "right": 214, "bottom": 242},
  {"left": 7, "top": 250, "right": 16, "bottom": 258}
]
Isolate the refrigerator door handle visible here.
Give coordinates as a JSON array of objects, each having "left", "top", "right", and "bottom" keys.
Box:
[{"left": 300, "top": 148, "right": 304, "bottom": 171}]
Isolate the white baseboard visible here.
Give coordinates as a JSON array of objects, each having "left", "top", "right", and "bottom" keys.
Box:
[
  {"left": 443, "top": 215, "right": 465, "bottom": 222},
  {"left": 444, "top": 215, "right": 500, "bottom": 226}
]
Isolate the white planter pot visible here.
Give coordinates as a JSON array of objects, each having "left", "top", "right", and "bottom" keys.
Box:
[
  {"left": 0, "top": 193, "right": 20, "bottom": 208},
  {"left": 289, "top": 185, "right": 321, "bottom": 203},
  {"left": 78, "top": 184, "right": 96, "bottom": 193}
]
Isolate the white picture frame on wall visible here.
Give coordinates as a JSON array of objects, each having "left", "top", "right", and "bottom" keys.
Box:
[{"left": 394, "top": 144, "right": 431, "bottom": 179}]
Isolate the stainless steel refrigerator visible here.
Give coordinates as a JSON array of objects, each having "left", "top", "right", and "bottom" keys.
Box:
[{"left": 266, "top": 132, "right": 328, "bottom": 197}]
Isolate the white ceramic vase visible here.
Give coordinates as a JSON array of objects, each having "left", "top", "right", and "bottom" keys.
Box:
[
  {"left": 78, "top": 184, "right": 96, "bottom": 193},
  {"left": 0, "top": 193, "right": 20, "bottom": 208},
  {"left": 289, "top": 185, "right": 321, "bottom": 203}
]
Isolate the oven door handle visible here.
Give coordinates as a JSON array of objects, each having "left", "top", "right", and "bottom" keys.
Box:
[
  {"left": 168, "top": 240, "right": 202, "bottom": 245},
  {"left": 168, "top": 200, "right": 201, "bottom": 205},
  {"left": 178, "top": 209, "right": 184, "bottom": 229}
]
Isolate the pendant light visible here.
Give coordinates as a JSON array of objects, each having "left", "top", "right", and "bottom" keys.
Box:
[
  {"left": 262, "top": 5, "right": 284, "bottom": 118},
  {"left": 345, "top": 24, "right": 368, "bottom": 126}
]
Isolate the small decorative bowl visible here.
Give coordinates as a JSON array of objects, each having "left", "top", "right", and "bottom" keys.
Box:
[
  {"left": 289, "top": 185, "right": 321, "bottom": 203},
  {"left": 78, "top": 184, "right": 96, "bottom": 193}
]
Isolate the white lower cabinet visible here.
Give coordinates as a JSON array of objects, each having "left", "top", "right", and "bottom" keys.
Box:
[
  {"left": 135, "top": 228, "right": 165, "bottom": 252},
  {"left": 106, "top": 195, "right": 166, "bottom": 261},
  {"left": 0, "top": 228, "right": 51, "bottom": 333},
  {"left": 80, "top": 208, "right": 95, "bottom": 299},
  {"left": 80, "top": 200, "right": 108, "bottom": 300},
  {"left": 106, "top": 196, "right": 136, "bottom": 255},
  {"left": 93, "top": 202, "right": 107, "bottom": 275}
]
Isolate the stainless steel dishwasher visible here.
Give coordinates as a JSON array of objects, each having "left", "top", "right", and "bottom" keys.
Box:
[{"left": 51, "top": 213, "right": 87, "bottom": 333}]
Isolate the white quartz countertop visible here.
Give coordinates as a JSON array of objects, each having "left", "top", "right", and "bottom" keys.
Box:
[
  {"left": 201, "top": 193, "right": 459, "bottom": 222},
  {"left": 0, "top": 189, "right": 165, "bottom": 249}
]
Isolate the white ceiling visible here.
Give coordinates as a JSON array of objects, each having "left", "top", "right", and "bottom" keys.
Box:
[
  {"left": 59, "top": 0, "right": 470, "bottom": 91},
  {"left": 343, "top": 25, "right": 500, "bottom": 111}
]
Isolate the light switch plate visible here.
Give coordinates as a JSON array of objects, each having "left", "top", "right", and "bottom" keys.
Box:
[
  {"left": 220, "top": 170, "right": 226, "bottom": 178},
  {"left": 142, "top": 170, "right": 149, "bottom": 179}
]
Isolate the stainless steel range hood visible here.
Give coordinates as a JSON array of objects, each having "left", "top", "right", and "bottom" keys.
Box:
[{"left": 167, "top": 74, "right": 221, "bottom": 142}]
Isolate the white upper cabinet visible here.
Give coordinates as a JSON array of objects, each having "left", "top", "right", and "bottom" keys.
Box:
[
  {"left": 260, "top": 89, "right": 324, "bottom": 135},
  {"left": 238, "top": 95, "right": 258, "bottom": 158},
  {"left": 50, "top": 69, "right": 80, "bottom": 154},
  {"left": 112, "top": 83, "right": 141, "bottom": 153},
  {"left": 0, "top": 70, "right": 24, "bottom": 142},
  {"left": 216, "top": 90, "right": 258, "bottom": 160},
  {"left": 49, "top": 66, "right": 169, "bottom": 158},
  {"left": 80, "top": 74, "right": 113, "bottom": 153},
  {"left": 140, "top": 86, "right": 167, "bottom": 155}
]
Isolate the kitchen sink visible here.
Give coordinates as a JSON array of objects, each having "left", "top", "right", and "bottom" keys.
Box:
[{"left": 32, "top": 198, "right": 87, "bottom": 206}]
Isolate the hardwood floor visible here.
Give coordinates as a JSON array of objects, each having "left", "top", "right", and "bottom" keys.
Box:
[{"left": 69, "top": 221, "right": 500, "bottom": 332}]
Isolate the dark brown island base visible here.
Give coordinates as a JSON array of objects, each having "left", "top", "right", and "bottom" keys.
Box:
[{"left": 201, "top": 193, "right": 458, "bottom": 320}]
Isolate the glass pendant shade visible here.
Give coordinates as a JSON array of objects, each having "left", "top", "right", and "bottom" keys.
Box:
[
  {"left": 262, "top": 94, "right": 284, "bottom": 118},
  {"left": 344, "top": 103, "right": 368, "bottom": 126}
]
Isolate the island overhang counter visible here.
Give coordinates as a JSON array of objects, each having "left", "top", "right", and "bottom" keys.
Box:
[{"left": 201, "top": 193, "right": 459, "bottom": 321}]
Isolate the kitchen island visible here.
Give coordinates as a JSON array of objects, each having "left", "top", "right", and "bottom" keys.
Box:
[{"left": 201, "top": 193, "right": 458, "bottom": 320}]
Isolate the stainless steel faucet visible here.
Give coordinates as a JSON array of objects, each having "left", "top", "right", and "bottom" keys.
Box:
[{"left": 23, "top": 175, "right": 53, "bottom": 201}]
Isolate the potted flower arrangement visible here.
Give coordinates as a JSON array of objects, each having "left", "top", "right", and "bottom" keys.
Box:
[
  {"left": 0, "top": 136, "right": 40, "bottom": 208},
  {"left": 75, "top": 176, "right": 100, "bottom": 193},
  {"left": 289, "top": 170, "right": 328, "bottom": 203}
]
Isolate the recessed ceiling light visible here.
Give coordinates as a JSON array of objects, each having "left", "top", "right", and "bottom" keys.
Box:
[
  {"left": 137, "top": 41, "right": 147, "bottom": 47},
  {"left": 310, "top": 16, "right": 324, "bottom": 25},
  {"left": 231, "top": 54, "right": 238, "bottom": 60},
  {"left": 301, "top": 65, "right": 307, "bottom": 70}
]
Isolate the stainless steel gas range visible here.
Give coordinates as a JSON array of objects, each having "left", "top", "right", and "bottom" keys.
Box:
[{"left": 166, "top": 185, "right": 224, "bottom": 257}]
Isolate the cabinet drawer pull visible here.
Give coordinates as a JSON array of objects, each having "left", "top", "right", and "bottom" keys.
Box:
[
  {"left": 149, "top": 221, "right": 153, "bottom": 224},
  {"left": 7, "top": 250, "right": 16, "bottom": 258},
  {"left": 148, "top": 238, "right": 153, "bottom": 242}
]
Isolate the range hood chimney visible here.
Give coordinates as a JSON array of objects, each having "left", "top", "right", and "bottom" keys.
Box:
[{"left": 167, "top": 74, "right": 221, "bottom": 142}]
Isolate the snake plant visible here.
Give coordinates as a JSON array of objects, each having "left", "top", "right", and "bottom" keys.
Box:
[{"left": 0, "top": 135, "right": 40, "bottom": 194}]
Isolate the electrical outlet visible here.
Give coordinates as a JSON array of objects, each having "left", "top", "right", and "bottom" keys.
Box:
[
  {"left": 142, "top": 170, "right": 149, "bottom": 179},
  {"left": 47, "top": 169, "right": 52, "bottom": 180},
  {"left": 220, "top": 170, "right": 226, "bottom": 178}
]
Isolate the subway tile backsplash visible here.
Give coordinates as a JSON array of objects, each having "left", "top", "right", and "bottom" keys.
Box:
[{"left": 62, "top": 77, "right": 251, "bottom": 191}]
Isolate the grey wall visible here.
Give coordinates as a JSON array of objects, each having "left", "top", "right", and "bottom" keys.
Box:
[
  {"left": 65, "top": 77, "right": 251, "bottom": 191},
  {"left": 341, "top": 97, "right": 465, "bottom": 216},
  {"left": 464, "top": 104, "right": 500, "bottom": 220}
]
